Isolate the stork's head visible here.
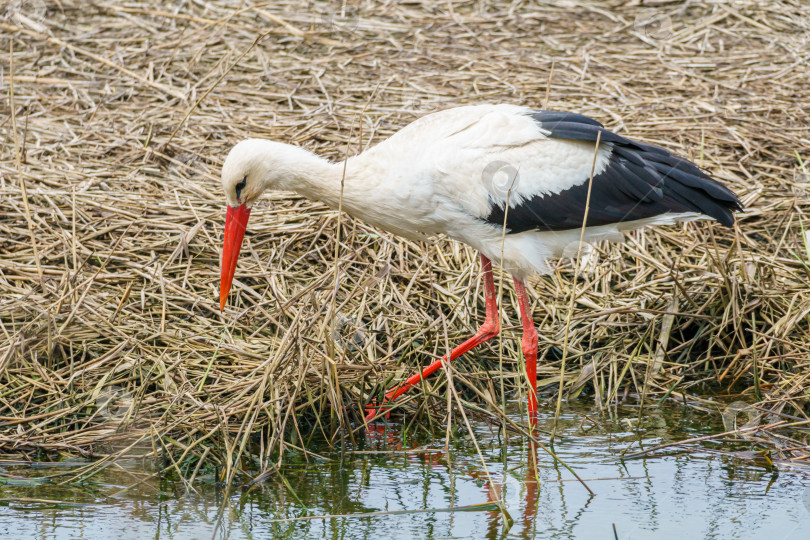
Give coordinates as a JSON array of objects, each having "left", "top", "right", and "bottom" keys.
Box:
[
  {"left": 219, "top": 139, "right": 328, "bottom": 311},
  {"left": 221, "top": 139, "right": 273, "bottom": 208},
  {"left": 220, "top": 139, "right": 284, "bottom": 311}
]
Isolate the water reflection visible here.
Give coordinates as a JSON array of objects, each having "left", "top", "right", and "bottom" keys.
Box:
[{"left": 0, "top": 402, "right": 808, "bottom": 539}]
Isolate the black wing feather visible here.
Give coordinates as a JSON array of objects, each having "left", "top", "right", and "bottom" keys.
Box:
[
  {"left": 529, "top": 111, "right": 604, "bottom": 128},
  {"left": 485, "top": 110, "right": 743, "bottom": 233}
]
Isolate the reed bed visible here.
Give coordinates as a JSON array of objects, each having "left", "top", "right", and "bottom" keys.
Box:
[{"left": 1, "top": 0, "right": 809, "bottom": 479}]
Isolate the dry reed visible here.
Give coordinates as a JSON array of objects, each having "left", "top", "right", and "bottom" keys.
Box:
[{"left": 1, "top": 0, "right": 809, "bottom": 479}]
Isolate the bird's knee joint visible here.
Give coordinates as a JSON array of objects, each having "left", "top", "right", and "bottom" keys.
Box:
[
  {"left": 521, "top": 328, "right": 538, "bottom": 355},
  {"left": 483, "top": 321, "right": 500, "bottom": 339}
]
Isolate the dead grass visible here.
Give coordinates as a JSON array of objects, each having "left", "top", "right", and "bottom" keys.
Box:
[{"left": 1, "top": 0, "right": 809, "bottom": 479}]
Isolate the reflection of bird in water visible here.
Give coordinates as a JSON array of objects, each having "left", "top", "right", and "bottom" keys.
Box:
[{"left": 481, "top": 441, "right": 540, "bottom": 537}]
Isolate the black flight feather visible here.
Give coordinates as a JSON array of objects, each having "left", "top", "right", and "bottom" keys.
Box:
[{"left": 484, "top": 110, "right": 743, "bottom": 233}]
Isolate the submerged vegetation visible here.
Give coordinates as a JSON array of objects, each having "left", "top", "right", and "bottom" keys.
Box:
[{"left": 1, "top": 0, "right": 809, "bottom": 488}]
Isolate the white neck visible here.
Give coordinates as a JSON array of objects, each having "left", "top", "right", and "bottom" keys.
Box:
[
  {"left": 239, "top": 139, "right": 423, "bottom": 239},
  {"left": 257, "top": 141, "right": 384, "bottom": 212}
]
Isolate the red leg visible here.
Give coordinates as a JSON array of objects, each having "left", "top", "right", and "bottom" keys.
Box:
[
  {"left": 365, "top": 254, "right": 500, "bottom": 422},
  {"left": 514, "top": 278, "right": 538, "bottom": 427}
]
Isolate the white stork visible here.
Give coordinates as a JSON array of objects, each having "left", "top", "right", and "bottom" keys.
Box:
[{"left": 217, "top": 104, "right": 742, "bottom": 424}]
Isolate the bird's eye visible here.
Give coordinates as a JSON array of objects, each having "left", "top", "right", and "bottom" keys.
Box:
[{"left": 235, "top": 176, "right": 247, "bottom": 200}]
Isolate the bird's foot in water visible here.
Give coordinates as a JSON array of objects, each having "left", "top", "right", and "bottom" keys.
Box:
[{"left": 363, "top": 401, "right": 392, "bottom": 424}]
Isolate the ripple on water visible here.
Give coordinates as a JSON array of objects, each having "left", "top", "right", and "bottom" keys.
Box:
[{"left": 0, "top": 401, "right": 808, "bottom": 540}]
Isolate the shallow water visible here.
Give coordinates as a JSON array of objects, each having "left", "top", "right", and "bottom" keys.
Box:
[{"left": 1, "top": 401, "right": 808, "bottom": 540}]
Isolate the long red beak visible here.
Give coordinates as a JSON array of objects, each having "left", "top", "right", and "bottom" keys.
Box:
[{"left": 220, "top": 203, "right": 251, "bottom": 311}]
